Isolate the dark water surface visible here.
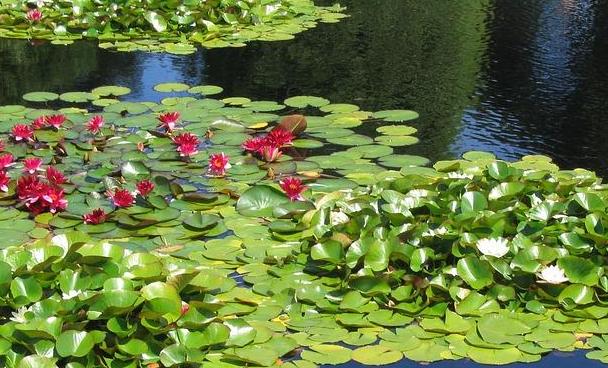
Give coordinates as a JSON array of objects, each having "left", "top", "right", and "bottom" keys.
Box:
[
  {"left": 2, "top": 0, "right": 608, "bottom": 174},
  {"left": 1, "top": 1, "right": 608, "bottom": 366}
]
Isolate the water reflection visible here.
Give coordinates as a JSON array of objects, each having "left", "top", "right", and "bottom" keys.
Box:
[
  {"left": 1, "top": 0, "right": 608, "bottom": 176},
  {"left": 454, "top": 0, "right": 608, "bottom": 174}
]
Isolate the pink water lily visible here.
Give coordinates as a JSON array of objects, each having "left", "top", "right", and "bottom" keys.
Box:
[
  {"left": 26, "top": 9, "right": 42, "bottom": 22},
  {"left": 158, "top": 112, "right": 180, "bottom": 132},
  {"left": 17, "top": 175, "right": 67, "bottom": 215},
  {"left": 208, "top": 153, "right": 231, "bottom": 176},
  {"left": 108, "top": 188, "right": 135, "bottom": 208},
  {"left": 242, "top": 136, "right": 266, "bottom": 154},
  {"left": 31, "top": 116, "right": 47, "bottom": 129},
  {"left": 280, "top": 177, "right": 306, "bottom": 201},
  {"left": 83, "top": 208, "right": 107, "bottom": 225},
  {"left": 42, "top": 187, "right": 68, "bottom": 213},
  {"left": 266, "top": 128, "right": 294, "bottom": 147},
  {"left": 136, "top": 179, "right": 155, "bottom": 197},
  {"left": 46, "top": 114, "right": 66, "bottom": 129},
  {"left": 0, "top": 153, "right": 14, "bottom": 170},
  {"left": 23, "top": 157, "right": 43, "bottom": 174},
  {"left": 261, "top": 145, "right": 282, "bottom": 162},
  {"left": 86, "top": 115, "right": 104, "bottom": 134},
  {"left": 241, "top": 128, "right": 294, "bottom": 163},
  {"left": 11, "top": 124, "right": 34, "bottom": 142},
  {"left": 0, "top": 171, "right": 9, "bottom": 192},
  {"left": 46, "top": 166, "right": 66, "bottom": 186},
  {"left": 173, "top": 132, "right": 200, "bottom": 157}
]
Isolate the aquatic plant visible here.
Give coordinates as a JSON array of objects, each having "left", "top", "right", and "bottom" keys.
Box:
[
  {"left": 0, "top": 84, "right": 607, "bottom": 366},
  {"left": 0, "top": 0, "right": 346, "bottom": 53}
]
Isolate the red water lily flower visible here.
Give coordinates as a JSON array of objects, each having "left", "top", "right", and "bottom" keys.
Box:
[
  {"left": 0, "top": 153, "right": 14, "bottom": 170},
  {"left": 266, "top": 128, "right": 294, "bottom": 147},
  {"left": 158, "top": 112, "right": 180, "bottom": 132},
  {"left": 31, "top": 116, "right": 47, "bottom": 129},
  {"left": 42, "top": 187, "right": 68, "bottom": 213},
  {"left": 178, "top": 143, "right": 199, "bottom": 157},
  {"left": 109, "top": 188, "right": 135, "bottom": 208},
  {"left": 26, "top": 200, "right": 48, "bottom": 215},
  {"left": 173, "top": 132, "right": 200, "bottom": 157},
  {"left": 208, "top": 153, "right": 231, "bottom": 176},
  {"left": 173, "top": 132, "right": 199, "bottom": 146},
  {"left": 86, "top": 115, "right": 104, "bottom": 134},
  {"left": 16, "top": 176, "right": 51, "bottom": 215},
  {"left": 11, "top": 124, "right": 34, "bottom": 142},
  {"left": 0, "top": 140, "right": 4, "bottom": 151},
  {"left": 280, "top": 177, "right": 306, "bottom": 201},
  {"left": 26, "top": 9, "right": 42, "bottom": 22},
  {"left": 23, "top": 157, "right": 43, "bottom": 174},
  {"left": 16, "top": 174, "right": 68, "bottom": 215},
  {"left": 16, "top": 175, "right": 43, "bottom": 202},
  {"left": 46, "top": 166, "right": 66, "bottom": 186},
  {"left": 242, "top": 136, "right": 266, "bottom": 154},
  {"left": 241, "top": 129, "right": 293, "bottom": 163},
  {"left": 261, "top": 145, "right": 282, "bottom": 162},
  {"left": 83, "top": 208, "right": 107, "bottom": 224},
  {"left": 46, "top": 114, "right": 66, "bottom": 129},
  {"left": 0, "top": 171, "right": 9, "bottom": 192},
  {"left": 136, "top": 180, "right": 155, "bottom": 197}
]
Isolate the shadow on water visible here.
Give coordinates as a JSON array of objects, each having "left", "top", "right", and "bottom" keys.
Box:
[{"left": 1, "top": 1, "right": 608, "bottom": 367}]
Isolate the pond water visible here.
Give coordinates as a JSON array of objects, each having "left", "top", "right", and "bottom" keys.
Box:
[
  {"left": 2, "top": 0, "right": 608, "bottom": 176},
  {"left": 1, "top": 0, "right": 607, "bottom": 366}
]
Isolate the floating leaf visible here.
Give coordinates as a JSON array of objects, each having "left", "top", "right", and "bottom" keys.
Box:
[
  {"left": 352, "top": 345, "right": 402, "bottom": 365},
  {"left": 236, "top": 185, "right": 289, "bottom": 217}
]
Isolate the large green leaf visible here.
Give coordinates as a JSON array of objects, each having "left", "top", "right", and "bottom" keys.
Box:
[
  {"left": 311, "top": 240, "right": 344, "bottom": 264},
  {"left": 225, "top": 319, "right": 256, "bottom": 347},
  {"left": 121, "top": 161, "right": 150, "bottom": 179},
  {"left": 365, "top": 239, "right": 392, "bottom": 272},
  {"left": 301, "top": 344, "right": 352, "bottom": 365},
  {"left": 461, "top": 191, "right": 487, "bottom": 213},
  {"left": 457, "top": 257, "right": 493, "bottom": 290},
  {"left": 141, "top": 282, "right": 181, "bottom": 315},
  {"left": 144, "top": 11, "right": 168, "bottom": 32},
  {"left": 56, "top": 331, "right": 96, "bottom": 357},
  {"left": 557, "top": 256, "right": 602, "bottom": 286},
  {"left": 236, "top": 185, "right": 289, "bottom": 217},
  {"left": 352, "top": 345, "right": 402, "bottom": 365}
]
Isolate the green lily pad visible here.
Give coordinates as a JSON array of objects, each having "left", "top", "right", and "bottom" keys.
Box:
[
  {"left": 23, "top": 92, "right": 59, "bottom": 102},
  {"left": 236, "top": 185, "right": 289, "bottom": 217},
  {"left": 154, "top": 83, "right": 190, "bottom": 92},
  {"left": 375, "top": 135, "right": 420, "bottom": 146}
]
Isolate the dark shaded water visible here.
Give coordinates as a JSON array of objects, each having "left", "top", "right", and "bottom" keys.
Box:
[{"left": 1, "top": 1, "right": 608, "bottom": 365}]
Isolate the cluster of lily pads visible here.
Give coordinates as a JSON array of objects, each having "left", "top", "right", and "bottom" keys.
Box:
[
  {"left": 0, "top": 0, "right": 346, "bottom": 53},
  {"left": 1, "top": 84, "right": 608, "bottom": 367}
]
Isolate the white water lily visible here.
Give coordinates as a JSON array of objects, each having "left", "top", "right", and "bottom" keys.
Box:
[
  {"left": 265, "top": 4, "right": 281, "bottom": 14},
  {"left": 423, "top": 226, "right": 448, "bottom": 237},
  {"left": 443, "top": 266, "right": 458, "bottom": 277},
  {"left": 10, "top": 306, "right": 29, "bottom": 323},
  {"left": 407, "top": 189, "right": 429, "bottom": 198},
  {"left": 476, "top": 237, "right": 510, "bottom": 258},
  {"left": 447, "top": 172, "right": 473, "bottom": 180},
  {"left": 330, "top": 211, "right": 350, "bottom": 226},
  {"left": 538, "top": 264, "right": 569, "bottom": 284},
  {"left": 62, "top": 289, "right": 83, "bottom": 300}
]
